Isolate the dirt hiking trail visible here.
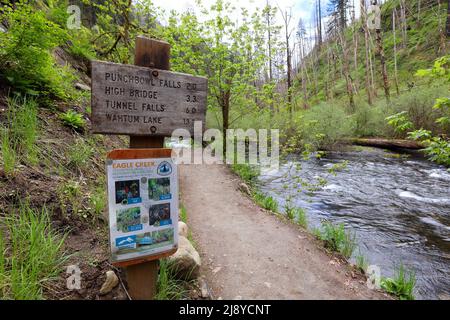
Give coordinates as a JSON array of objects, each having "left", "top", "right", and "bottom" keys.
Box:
[{"left": 180, "top": 164, "right": 388, "bottom": 300}]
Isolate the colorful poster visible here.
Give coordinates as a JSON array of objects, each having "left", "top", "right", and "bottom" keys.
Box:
[{"left": 106, "top": 153, "right": 178, "bottom": 263}]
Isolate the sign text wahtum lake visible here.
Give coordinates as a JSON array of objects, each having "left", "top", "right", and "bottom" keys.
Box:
[{"left": 91, "top": 61, "right": 207, "bottom": 136}]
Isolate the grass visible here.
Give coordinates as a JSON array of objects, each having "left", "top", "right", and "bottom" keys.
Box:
[
  {"left": 179, "top": 205, "right": 187, "bottom": 223},
  {"left": 381, "top": 264, "right": 416, "bottom": 300},
  {"left": 156, "top": 259, "right": 189, "bottom": 300},
  {"left": 315, "top": 221, "right": 357, "bottom": 259},
  {"left": 254, "top": 192, "right": 278, "bottom": 212},
  {"left": 295, "top": 208, "right": 308, "bottom": 228},
  {"left": 0, "top": 203, "right": 67, "bottom": 299},
  {"left": 1, "top": 96, "right": 39, "bottom": 175},
  {"left": 67, "top": 138, "right": 94, "bottom": 171},
  {"left": 284, "top": 201, "right": 308, "bottom": 228},
  {"left": 89, "top": 183, "right": 106, "bottom": 217},
  {"left": 230, "top": 163, "right": 259, "bottom": 186},
  {"left": 356, "top": 252, "right": 369, "bottom": 273},
  {"left": 1, "top": 130, "right": 17, "bottom": 175},
  {"left": 58, "top": 179, "right": 83, "bottom": 217},
  {"left": 178, "top": 204, "right": 196, "bottom": 247}
]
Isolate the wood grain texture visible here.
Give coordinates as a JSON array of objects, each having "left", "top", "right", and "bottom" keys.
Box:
[
  {"left": 114, "top": 248, "right": 177, "bottom": 268},
  {"left": 91, "top": 60, "right": 207, "bottom": 136},
  {"left": 107, "top": 148, "right": 173, "bottom": 160}
]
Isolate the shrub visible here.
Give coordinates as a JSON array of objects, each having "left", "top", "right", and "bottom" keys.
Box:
[
  {"left": 389, "top": 85, "right": 449, "bottom": 135},
  {"left": 302, "top": 102, "right": 354, "bottom": 150},
  {"left": 381, "top": 264, "right": 416, "bottom": 300},
  {"left": 0, "top": 2, "right": 75, "bottom": 100},
  {"left": 354, "top": 102, "right": 390, "bottom": 137},
  {"left": 60, "top": 110, "right": 86, "bottom": 131}
]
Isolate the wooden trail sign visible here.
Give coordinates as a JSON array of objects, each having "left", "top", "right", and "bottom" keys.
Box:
[
  {"left": 91, "top": 61, "right": 207, "bottom": 136},
  {"left": 92, "top": 36, "right": 207, "bottom": 300}
]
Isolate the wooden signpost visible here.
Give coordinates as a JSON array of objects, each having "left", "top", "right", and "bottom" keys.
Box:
[{"left": 91, "top": 36, "right": 207, "bottom": 299}]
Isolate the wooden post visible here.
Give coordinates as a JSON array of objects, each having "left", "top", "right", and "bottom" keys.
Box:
[{"left": 125, "top": 36, "right": 171, "bottom": 300}]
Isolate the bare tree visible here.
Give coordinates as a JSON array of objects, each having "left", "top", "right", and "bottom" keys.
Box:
[
  {"left": 393, "top": 8, "right": 400, "bottom": 95},
  {"left": 374, "top": 0, "right": 390, "bottom": 102},
  {"left": 438, "top": 0, "right": 447, "bottom": 52},
  {"left": 360, "top": 0, "right": 373, "bottom": 105},
  {"left": 338, "top": 30, "right": 355, "bottom": 111},
  {"left": 279, "top": 5, "right": 293, "bottom": 111}
]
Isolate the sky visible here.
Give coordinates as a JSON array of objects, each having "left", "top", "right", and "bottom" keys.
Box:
[{"left": 151, "top": 0, "right": 319, "bottom": 29}]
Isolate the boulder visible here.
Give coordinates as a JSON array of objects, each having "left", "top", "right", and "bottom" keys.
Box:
[
  {"left": 238, "top": 182, "right": 251, "bottom": 196},
  {"left": 168, "top": 236, "right": 201, "bottom": 280},
  {"left": 99, "top": 270, "right": 119, "bottom": 295},
  {"left": 178, "top": 221, "right": 189, "bottom": 237}
]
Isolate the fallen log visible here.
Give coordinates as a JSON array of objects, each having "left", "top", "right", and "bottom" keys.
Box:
[{"left": 344, "top": 138, "right": 425, "bottom": 150}]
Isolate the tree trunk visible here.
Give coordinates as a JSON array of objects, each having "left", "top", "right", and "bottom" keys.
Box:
[
  {"left": 438, "top": 0, "right": 447, "bottom": 52},
  {"left": 360, "top": 0, "right": 373, "bottom": 105},
  {"left": 393, "top": 8, "right": 400, "bottom": 95},
  {"left": 400, "top": 0, "right": 407, "bottom": 49},
  {"left": 221, "top": 90, "right": 231, "bottom": 159},
  {"left": 286, "top": 18, "right": 292, "bottom": 111},
  {"left": 317, "top": 0, "right": 323, "bottom": 50},
  {"left": 447, "top": 0, "right": 450, "bottom": 37},
  {"left": 374, "top": 0, "right": 390, "bottom": 102},
  {"left": 339, "top": 31, "right": 355, "bottom": 111}
]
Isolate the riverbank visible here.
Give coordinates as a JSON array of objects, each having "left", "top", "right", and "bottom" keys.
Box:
[
  {"left": 257, "top": 147, "right": 450, "bottom": 299},
  {"left": 179, "top": 164, "right": 389, "bottom": 299}
]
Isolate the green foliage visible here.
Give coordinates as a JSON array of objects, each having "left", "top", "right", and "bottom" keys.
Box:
[
  {"left": 316, "top": 221, "right": 356, "bottom": 259},
  {"left": 89, "top": 184, "right": 106, "bottom": 217},
  {"left": 1, "top": 129, "right": 17, "bottom": 175},
  {"left": 381, "top": 264, "right": 416, "bottom": 300},
  {"left": 353, "top": 102, "right": 389, "bottom": 137},
  {"left": 1, "top": 96, "right": 39, "bottom": 175},
  {"left": 356, "top": 252, "right": 369, "bottom": 273},
  {"left": 60, "top": 110, "right": 86, "bottom": 131},
  {"left": 295, "top": 208, "right": 308, "bottom": 228},
  {"left": 0, "top": 1, "right": 75, "bottom": 99},
  {"left": 67, "top": 138, "right": 93, "bottom": 170},
  {"left": 58, "top": 179, "right": 83, "bottom": 217},
  {"left": 386, "top": 111, "right": 413, "bottom": 133},
  {"left": 156, "top": 259, "right": 189, "bottom": 300},
  {"left": 301, "top": 103, "right": 354, "bottom": 150},
  {"left": 417, "top": 136, "right": 450, "bottom": 166},
  {"left": 230, "top": 164, "right": 259, "bottom": 186},
  {"left": 180, "top": 205, "right": 188, "bottom": 223},
  {"left": 254, "top": 192, "right": 278, "bottom": 212},
  {"left": 0, "top": 203, "right": 67, "bottom": 299},
  {"left": 385, "top": 56, "right": 450, "bottom": 166}
]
